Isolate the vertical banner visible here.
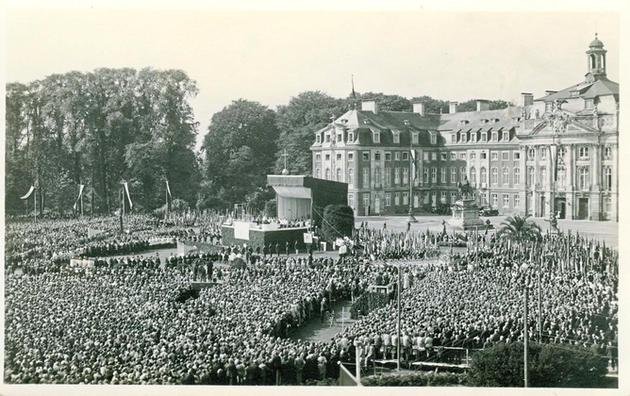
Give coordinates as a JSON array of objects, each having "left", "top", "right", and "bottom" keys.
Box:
[{"left": 123, "top": 182, "right": 133, "bottom": 210}]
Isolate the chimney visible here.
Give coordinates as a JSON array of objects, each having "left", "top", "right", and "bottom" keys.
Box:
[
  {"left": 476, "top": 99, "right": 490, "bottom": 112},
  {"left": 361, "top": 100, "right": 378, "bottom": 114},
  {"left": 412, "top": 102, "right": 425, "bottom": 116},
  {"left": 449, "top": 101, "right": 458, "bottom": 114},
  {"left": 521, "top": 92, "right": 533, "bottom": 107},
  {"left": 545, "top": 90, "right": 557, "bottom": 96}
]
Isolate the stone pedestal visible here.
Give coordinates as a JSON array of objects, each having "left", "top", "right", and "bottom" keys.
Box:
[{"left": 449, "top": 198, "right": 485, "bottom": 230}]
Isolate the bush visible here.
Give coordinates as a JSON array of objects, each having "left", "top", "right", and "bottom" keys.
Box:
[
  {"left": 362, "top": 372, "right": 466, "bottom": 386},
  {"left": 321, "top": 204, "right": 354, "bottom": 243},
  {"left": 264, "top": 199, "right": 277, "bottom": 217},
  {"left": 467, "top": 342, "right": 608, "bottom": 388}
]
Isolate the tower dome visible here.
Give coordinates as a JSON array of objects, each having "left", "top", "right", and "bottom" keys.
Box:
[
  {"left": 589, "top": 33, "right": 604, "bottom": 48},
  {"left": 586, "top": 33, "right": 606, "bottom": 80}
]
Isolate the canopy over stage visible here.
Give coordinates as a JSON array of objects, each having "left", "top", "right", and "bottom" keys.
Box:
[
  {"left": 267, "top": 175, "right": 348, "bottom": 226},
  {"left": 221, "top": 175, "right": 348, "bottom": 250}
]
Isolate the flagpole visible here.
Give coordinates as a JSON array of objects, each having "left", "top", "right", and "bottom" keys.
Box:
[
  {"left": 165, "top": 181, "right": 169, "bottom": 221},
  {"left": 405, "top": 120, "right": 417, "bottom": 223},
  {"left": 34, "top": 186, "right": 37, "bottom": 222},
  {"left": 80, "top": 187, "right": 84, "bottom": 217}
]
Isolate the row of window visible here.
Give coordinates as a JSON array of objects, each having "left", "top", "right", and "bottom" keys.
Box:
[
  {"left": 452, "top": 129, "right": 511, "bottom": 144},
  {"left": 350, "top": 191, "right": 522, "bottom": 210},
  {"left": 316, "top": 164, "right": 613, "bottom": 192}
]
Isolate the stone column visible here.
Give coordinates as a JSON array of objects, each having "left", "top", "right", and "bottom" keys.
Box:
[
  {"left": 590, "top": 144, "right": 601, "bottom": 220},
  {"left": 533, "top": 145, "right": 540, "bottom": 217}
]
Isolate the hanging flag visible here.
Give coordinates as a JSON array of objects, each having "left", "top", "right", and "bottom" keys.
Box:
[
  {"left": 166, "top": 180, "right": 172, "bottom": 199},
  {"left": 20, "top": 185, "right": 35, "bottom": 200},
  {"left": 123, "top": 182, "right": 133, "bottom": 210},
  {"left": 410, "top": 149, "right": 417, "bottom": 180},
  {"left": 73, "top": 184, "right": 85, "bottom": 210}
]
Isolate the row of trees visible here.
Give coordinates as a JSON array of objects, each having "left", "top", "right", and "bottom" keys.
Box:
[
  {"left": 6, "top": 68, "right": 200, "bottom": 215},
  {"left": 6, "top": 69, "right": 511, "bottom": 215}
]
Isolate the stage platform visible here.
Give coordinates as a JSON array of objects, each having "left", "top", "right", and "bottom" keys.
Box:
[{"left": 222, "top": 221, "right": 310, "bottom": 251}]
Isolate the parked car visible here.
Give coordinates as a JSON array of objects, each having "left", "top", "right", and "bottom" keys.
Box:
[{"left": 479, "top": 207, "right": 499, "bottom": 216}]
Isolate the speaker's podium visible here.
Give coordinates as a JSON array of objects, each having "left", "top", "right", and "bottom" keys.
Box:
[{"left": 222, "top": 175, "right": 348, "bottom": 250}]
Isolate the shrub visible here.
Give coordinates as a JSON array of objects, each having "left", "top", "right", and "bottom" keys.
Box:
[
  {"left": 467, "top": 342, "right": 608, "bottom": 388},
  {"left": 361, "top": 372, "right": 466, "bottom": 386},
  {"left": 321, "top": 204, "right": 354, "bottom": 243},
  {"left": 264, "top": 199, "right": 277, "bottom": 217}
]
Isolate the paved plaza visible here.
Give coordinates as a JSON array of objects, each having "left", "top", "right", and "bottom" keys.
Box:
[{"left": 355, "top": 215, "right": 618, "bottom": 248}]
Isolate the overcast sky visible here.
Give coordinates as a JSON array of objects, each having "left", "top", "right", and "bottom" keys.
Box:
[{"left": 6, "top": 10, "right": 619, "bottom": 148}]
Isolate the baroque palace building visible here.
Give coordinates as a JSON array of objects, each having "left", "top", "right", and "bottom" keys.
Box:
[{"left": 311, "top": 36, "right": 619, "bottom": 221}]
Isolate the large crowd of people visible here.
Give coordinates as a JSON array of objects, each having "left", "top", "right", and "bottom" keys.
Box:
[{"left": 3, "top": 213, "right": 619, "bottom": 384}]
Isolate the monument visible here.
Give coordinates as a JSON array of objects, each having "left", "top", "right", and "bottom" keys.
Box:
[{"left": 448, "top": 180, "right": 486, "bottom": 230}]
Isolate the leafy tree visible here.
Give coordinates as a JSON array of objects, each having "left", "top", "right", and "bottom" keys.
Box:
[
  {"left": 274, "top": 91, "right": 346, "bottom": 175},
  {"left": 410, "top": 96, "right": 450, "bottom": 114},
  {"left": 457, "top": 99, "right": 513, "bottom": 112},
  {"left": 497, "top": 214, "right": 541, "bottom": 246},
  {"left": 352, "top": 92, "right": 412, "bottom": 112},
  {"left": 201, "top": 99, "right": 279, "bottom": 209},
  {"left": 321, "top": 204, "right": 354, "bottom": 242}
]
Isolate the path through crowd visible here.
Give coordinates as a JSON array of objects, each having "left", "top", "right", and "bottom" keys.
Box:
[{"left": 289, "top": 299, "right": 355, "bottom": 343}]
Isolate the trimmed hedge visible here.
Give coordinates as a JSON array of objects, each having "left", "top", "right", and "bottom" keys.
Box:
[
  {"left": 467, "top": 341, "right": 609, "bottom": 388},
  {"left": 362, "top": 372, "right": 467, "bottom": 386}
]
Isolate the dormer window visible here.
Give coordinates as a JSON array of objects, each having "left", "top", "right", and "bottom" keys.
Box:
[
  {"left": 502, "top": 130, "right": 509, "bottom": 141},
  {"left": 494, "top": 119, "right": 500, "bottom": 123},
  {"left": 392, "top": 130, "right": 400, "bottom": 144},
  {"left": 483, "top": 119, "right": 489, "bottom": 124},
  {"left": 373, "top": 131, "right": 380, "bottom": 144},
  {"left": 585, "top": 99, "right": 595, "bottom": 109},
  {"left": 325, "top": 134, "right": 330, "bottom": 143},
  {"left": 316, "top": 135, "right": 321, "bottom": 143},
  {"left": 491, "top": 132, "right": 498, "bottom": 141},
  {"left": 411, "top": 131, "right": 419, "bottom": 145},
  {"left": 337, "top": 133, "right": 343, "bottom": 142},
  {"left": 430, "top": 132, "right": 437, "bottom": 145},
  {"left": 570, "top": 90, "right": 580, "bottom": 98},
  {"left": 348, "top": 132, "right": 354, "bottom": 141},
  {"left": 481, "top": 132, "right": 487, "bottom": 142}
]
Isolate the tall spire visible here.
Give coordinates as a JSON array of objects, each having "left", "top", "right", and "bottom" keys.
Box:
[{"left": 351, "top": 74, "right": 357, "bottom": 109}]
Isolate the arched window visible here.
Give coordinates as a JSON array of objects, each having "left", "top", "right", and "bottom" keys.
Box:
[
  {"left": 590, "top": 54, "right": 596, "bottom": 69},
  {"left": 480, "top": 167, "right": 487, "bottom": 184},
  {"left": 325, "top": 168, "right": 330, "bottom": 180},
  {"left": 491, "top": 168, "right": 498, "bottom": 185},
  {"left": 460, "top": 167, "right": 466, "bottom": 183},
  {"left": 336, "top": 168, "right": 342, "bottom": 182},
  {"left": 469, "top": 167, "right": 476, "bottom": 186},
  {"left": 315, "top": 168, "right": 321, "bottom": 178}
]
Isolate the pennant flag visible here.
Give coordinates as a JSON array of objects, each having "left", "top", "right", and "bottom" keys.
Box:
[
  {"left": 123, "top": 182, "right": 133, "bottom": 210},
  {"left": 20, "top": 185, "right": 35, "bottom": 200},
  {"left": 73, "top": 184, "right": 85, "bottom": 210},
  {"left": 410, "top": 149, "right": 417, "bottom": 180},
  {"left": 166, "top": 180, "right": 172, "bottom": 199}
]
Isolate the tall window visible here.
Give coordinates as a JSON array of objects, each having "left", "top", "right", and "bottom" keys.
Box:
[
  {"left": 540, "top": 147, "right": 547, "bottom": 160},
  {"left": 528, "top": 148, "right": 535, "bottom": 160},
  {"left": 325, "top": 168, "right": 331, "bottom": 180},
  {"left": 347, "top": 168, "right": 354, "bottom": 186},
  {"left": 402, "top": 168, "right": 409, "bottom": 186},
  {"left": 316, "top": 168, "right": 321, "bottom": 178},
  {"left": 348, "top": 193, "right": 354, "bottom": 208},
  {"left": 431, "top": 168, "right": 437, "bottom": 183},
  {"left": 412, "top": 132, "right": 419, "bottom": 145},
  {"left": 383, "top": 168, "right": 391, "bottom": 187},
  {"left": 451, "top": 168, "right": 457, "bottom": 183},
  {"left": 502, "top": 167, "right": 509, "bottom": 185},
  {"left": 393, "top": 131, "right": 400, "bottom": 144},
  {"left": 540, "top": 167, "right": 547, "bottom": 187},
  {"left": 385, "top": 193, "right": 391, "bottom": 207},
  {"left": 557, "top": 167, "right": 566, "bottom": 188},
  {"left": 362, "top": 167, "right": 369, "bottom": 187},
  {"left": 514, "top": 194, "right": 520, "bottom": 208},
  {"left": 402, "top": 192, "right": 409, "bottom": 205},
  {"left": 480, "top": 167, "right": 487, "bottom": 185},
  {"left": 460, "top": 167, "right": 466, "bottom": 183},
  {"left": 491, "top": 168, "right": 498, "bottom": 185},
  {"left": 579, "top": 167, "right": 590, "bottom": 190},
  {"left": 394, "top": 168, "right": 400, "bottom": 185},
  {"left": 336, "top": 168, "right": 342, "bottom": 182},
  {"left": 374, "top": 167, "right": 381, "bottom": 187},
  {"left": 423, "top": 169, "right": 429, "bottom": 184},
  {"left": 604, "top": 146, "right": 612, "bottom": 159},
  {"left": 394, "top": 193, "right": 400, "bottom": 206},
  {"left": 503, "top": 194, "right": 510, "bottom": 208},
  {"left": 491, "top": 194, "right": 498, "bottom": 208},
  {"left": 440, "top": 168, "right": 446, "bottom": 184},
  {"left": 604, "top": 166, "right": 612, "bottom": 190},
  {"left": 470, "top": 167, "right": 476, "bottom": 185},
  {"left": 579, "top": 146, "right": 589, "bottom": 159},
  {"left": 513, "top": 168, "right": 520, "bottom": 185},
  {"left": 430, "top": 132, "right": 437, "bottom": 145},
  {"left": 363, "top": 193, "right": 370, "bottom": 210},
  {"left": 527, "top": 167, "right": 535, "bottom": 186}
]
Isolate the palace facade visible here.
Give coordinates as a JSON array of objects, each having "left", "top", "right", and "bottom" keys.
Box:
[{"left": 310, "top": 36, "right": 618, "bottom": 221}]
